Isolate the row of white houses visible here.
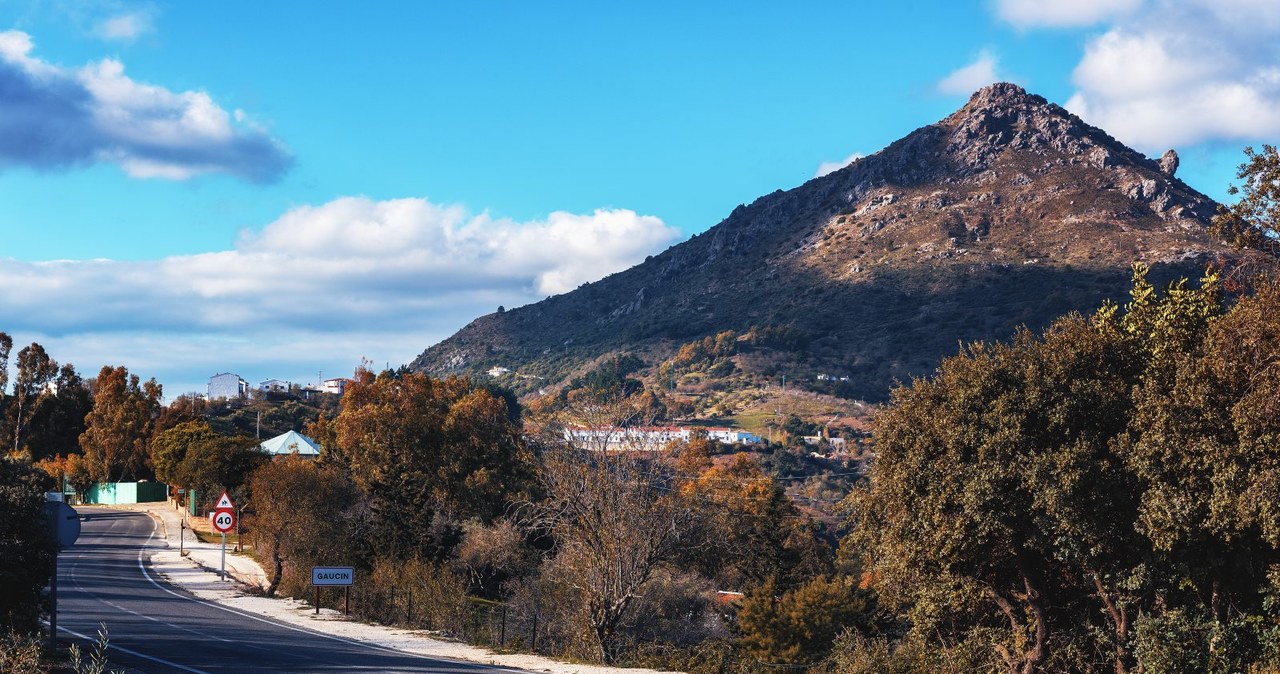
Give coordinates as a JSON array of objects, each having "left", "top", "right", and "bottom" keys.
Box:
[
  {"left": 564, "top": 425, "right": 762, "bottom": 451},
  {"left": 207, "top": 372, "right": 351, "bottom": 401}
]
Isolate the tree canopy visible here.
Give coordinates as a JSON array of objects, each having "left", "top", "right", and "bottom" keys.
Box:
[
  {"left": 849, "top": 265, "right": 1280, "bottom": 673},
  {"left": 79, "top": 366, "right": 162, "bottom": 483}
]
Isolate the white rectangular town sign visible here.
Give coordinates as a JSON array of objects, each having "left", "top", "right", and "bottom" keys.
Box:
[{"left": 311, "top": 566, "right": 354, "bottom": 586}]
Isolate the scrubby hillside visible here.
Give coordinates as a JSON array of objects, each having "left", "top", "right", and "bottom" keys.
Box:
[{"left": 411, "top": 83, "right": 1230, "bottom": 403}]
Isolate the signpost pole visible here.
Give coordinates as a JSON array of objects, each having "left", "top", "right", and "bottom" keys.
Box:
[
  {"left": 210, "top": 491, "right": 236, "bottom": 581},
  {"left": 45, "top": 499, "right": 80, "bottom": 651},
  {"left": 47, "top": 553, "right": 57, "bottom": 649},
  {"left": 311, "top": 566, "right": 355, "bottom": 616}
]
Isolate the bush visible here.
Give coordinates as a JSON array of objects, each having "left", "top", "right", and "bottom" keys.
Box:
[
  {"left": 735, "top": 575, "right": 874, "bottom": 666},
  {"left": 0, "top": 630, "right": 41, "bottom": 674},
  {"left": 367, "top": 557, "right": 468, "bottom": 632},
  {"left": 627, "top": 569, "right": 724, "bottom": 648},
  {"left": 623, "top": 640, "right": 753, "bottom": 674},
  {"left": 825, "top": 630, "right": 995, "bottom": 674},
  {"left": 68, "top": 623, "right": 125, "bottom": 674},
  {"left": 0, "top": 460, "right": 56, "bottom": 633},
  {"left": 1134, "top": 609, "right": 1208, "bottom": 674}
]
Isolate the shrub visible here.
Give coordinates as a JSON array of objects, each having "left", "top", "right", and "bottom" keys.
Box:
[{"left": 0, "top": 630, "right": 41, "bottom": 674}]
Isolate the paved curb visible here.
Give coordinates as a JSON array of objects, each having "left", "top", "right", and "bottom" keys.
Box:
[{"left": 94, "top": 501, "right": 682, "bottom": 674}]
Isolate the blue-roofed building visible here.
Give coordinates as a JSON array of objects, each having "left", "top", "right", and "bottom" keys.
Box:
[{"left": 258, "top": 430, "right": 321, "bottom": 458}]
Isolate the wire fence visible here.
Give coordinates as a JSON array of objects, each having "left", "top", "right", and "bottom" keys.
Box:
[
  {"left": 306, "top": 585, "right": 859, "bottom": 673},
  {"left": 318, "top": 586, "right": 543, "bottom": 652}
]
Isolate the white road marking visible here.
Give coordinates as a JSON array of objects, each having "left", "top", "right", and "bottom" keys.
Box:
[
  {"left": 57, "top": 623, "right": 213, "bottom": 674},
  {"left": 128, "top": 515, "right": 526, "bottom": 672},
  {"left": 68, "top": 507, "right": 526, "bottom": 674}
]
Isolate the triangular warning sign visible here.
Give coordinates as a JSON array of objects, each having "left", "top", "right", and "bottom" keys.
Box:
[{"left": 215, "top": 491, "right": 234, "bottom": 510}]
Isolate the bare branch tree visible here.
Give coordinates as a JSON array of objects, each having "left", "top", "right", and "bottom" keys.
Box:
[{"left": 528, "top": 443, "right": 698, "bottom": 663}]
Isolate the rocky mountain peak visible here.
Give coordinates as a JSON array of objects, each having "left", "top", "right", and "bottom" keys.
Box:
[
  {"left": 410, "top": 85, "right": 1233, "bottom": 403},
  {"left": 940, "top": 81, "right": 1110, "bottom": 167},
  {"left": 961, "top": 82, "right": 1045, "bottom": 111},
  {"left": 842, "top": 81, "right": 1217, "bottom": 225}
]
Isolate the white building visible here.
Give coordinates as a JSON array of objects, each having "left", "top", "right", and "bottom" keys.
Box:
[
  {"left": 322, "top": 378, "right": 350, "bottom": 395},
  {"left": 564, "top": 425, "right": 762, "bottom": 451},
  {"left": 259, "top": 379, "right": 290, "bottom": 393},
  {"left": 487, "top": 366, "right": 512, "bottom": 377},
  {"left": 208, "top": 373, "right": 248, "bottom": 401}
]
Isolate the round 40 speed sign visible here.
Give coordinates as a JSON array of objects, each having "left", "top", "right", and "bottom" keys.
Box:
[{"left": 211, "top": 508, "right": 236, "bottom": 533}]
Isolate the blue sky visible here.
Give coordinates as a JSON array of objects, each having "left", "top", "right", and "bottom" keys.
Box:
[{"left": 0, "top": 0, "right": 1277, "bottom": 398}]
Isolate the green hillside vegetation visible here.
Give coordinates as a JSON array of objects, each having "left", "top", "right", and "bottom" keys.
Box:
[{"left": 204, "top": 391, "right": 341, "bottom": 440}]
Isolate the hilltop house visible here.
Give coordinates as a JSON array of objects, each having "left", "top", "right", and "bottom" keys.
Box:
[
  {"left": 322, "top": 377, "right": 351, "bottom": 395},
  {"left": 259, "top": 379, "right": 291, "bottom": 393},
  {"left": 208, "top": 373, "right": 248, "bottom": 401}
]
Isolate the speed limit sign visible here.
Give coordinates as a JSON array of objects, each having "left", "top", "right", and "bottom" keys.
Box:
[{"left": 211, "top": 508, "right": 236, "bottom": 533}]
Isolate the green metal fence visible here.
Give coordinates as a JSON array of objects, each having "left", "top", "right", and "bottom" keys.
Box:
[{"left": 83, "top": 481, "right": 169, "bottom": 504}]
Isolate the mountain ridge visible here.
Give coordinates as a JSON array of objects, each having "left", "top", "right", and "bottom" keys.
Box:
[{"left": 410, "top": 83, "right": 1231, "bottom": 402}]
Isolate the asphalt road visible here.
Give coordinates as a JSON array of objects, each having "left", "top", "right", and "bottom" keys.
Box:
[{"left": 58, "top": 507, "right": 518, "bottom": 673}]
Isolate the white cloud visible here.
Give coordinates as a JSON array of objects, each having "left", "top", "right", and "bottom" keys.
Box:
[
  {"left": 0, "top": 30, "right": 291, "bottom": 181},
  {"left": 997, "top": 1, "right": 1280, "bottom": 151},
  {"left": 0, "top": 197, "right": 680, "bottom": 397},
  {"left": 813, "top": 152, "right": 865, "bottom": 178},
  {"left": 95, "top": 12, "right": 152, "bottom": 42},
  {"left": 995, "top": 0, "right": 1143, "bottom": 28},
  {"left": 937, "top": 49, "right": 1002, "bottom": 95}
]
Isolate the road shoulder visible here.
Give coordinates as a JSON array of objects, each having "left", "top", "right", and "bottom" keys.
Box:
[{"left": 114, "top": 501, "right": 680, "bottom": 674}]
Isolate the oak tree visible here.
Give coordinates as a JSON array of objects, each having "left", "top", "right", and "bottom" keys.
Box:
[{"left": 151, "top": 420, "right": 266, "bottom": 501}]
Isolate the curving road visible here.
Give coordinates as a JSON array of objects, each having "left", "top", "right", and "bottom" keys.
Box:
[{"left": 58, "top": 507, "right": 517, "bottom": 673}]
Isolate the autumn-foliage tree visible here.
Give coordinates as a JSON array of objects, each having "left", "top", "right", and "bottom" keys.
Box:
[
  {"left": 316, "top": 368, "right": 530, "bottom": 562},
  {"left": 79, "top": 366, "right": 162, "bottom": 483},
  {"left": 681, "top": 454, "right": 830, "bottom": 591},
  {"left": 245, "top": 457, "right": 357, "bottom": 597}
]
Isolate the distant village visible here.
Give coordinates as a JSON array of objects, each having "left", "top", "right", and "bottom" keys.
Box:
[
  {"left": 205, "top": 371, "right": 352, "bottom": 401},
  {"left": 200, "top": 369, "right": 838, "bottom": 455}
]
